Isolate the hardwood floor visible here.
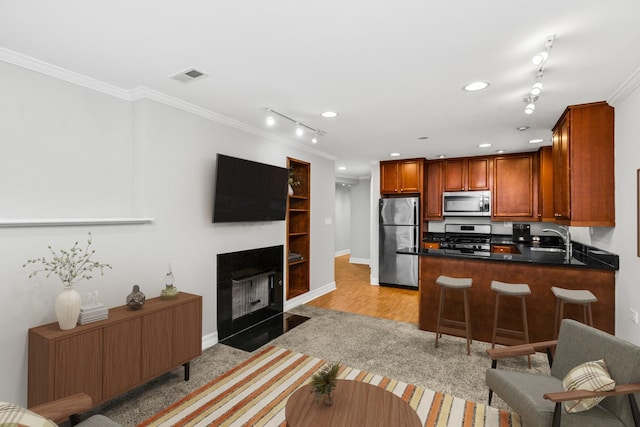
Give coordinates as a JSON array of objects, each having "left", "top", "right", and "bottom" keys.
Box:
[{"left": 305, "top": 255, "right": 419, "bottom": 324}]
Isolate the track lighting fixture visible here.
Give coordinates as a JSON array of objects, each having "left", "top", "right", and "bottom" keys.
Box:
[
  {"left": 264, "top": 107, "right": 326, "bottom": 144},
  {"left": 523, "top": 35, "right": 555, "bottom": 114}
]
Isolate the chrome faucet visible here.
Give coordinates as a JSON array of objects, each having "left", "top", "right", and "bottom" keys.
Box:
[{"left": 542, "top": 226, "right": 572, "bottom": 262}]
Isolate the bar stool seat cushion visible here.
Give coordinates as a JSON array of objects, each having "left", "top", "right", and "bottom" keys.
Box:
[
  {"left": 552, "top": 287, "right": 597, "bottom": 304},
  {"left": 491, "top": 280, "right": 531, "bottom": 296},
  {"left": 436, "top": 275, "right": 472, "bottom": 289}
]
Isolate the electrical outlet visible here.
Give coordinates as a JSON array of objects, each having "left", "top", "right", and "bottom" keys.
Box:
[{"left": 631, "top": 309, "right": 639, "bottom": 324}]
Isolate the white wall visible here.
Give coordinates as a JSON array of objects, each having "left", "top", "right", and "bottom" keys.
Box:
[
  {"left": 0, "top": 61, "right": 336, "bottom": 405},
  {"left": 334, "top": 184, "right": 351, "bottom": 255},
  {"left": 350, "top": 178, "right": 371, "bottom": 264}
]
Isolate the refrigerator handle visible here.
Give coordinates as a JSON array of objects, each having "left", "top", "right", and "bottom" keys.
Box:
[{"left": 413, "top": 201, "right": 418, "bottom": 226}]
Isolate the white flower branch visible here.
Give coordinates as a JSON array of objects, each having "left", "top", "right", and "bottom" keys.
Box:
[{"left": 23, "top": 232, "right": 112, "bottom": 287}]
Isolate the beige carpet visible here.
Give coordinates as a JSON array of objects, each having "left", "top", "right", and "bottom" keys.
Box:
[{"left": 138, "top": 346, "right": 520, "bottom": 427}]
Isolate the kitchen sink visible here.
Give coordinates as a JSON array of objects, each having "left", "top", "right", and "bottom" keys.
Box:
[{"left": 530, "top": 247, "right": 565, "bottom": 253}]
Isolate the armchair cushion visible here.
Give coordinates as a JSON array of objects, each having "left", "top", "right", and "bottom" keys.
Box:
[
  {"left": 0, "top": 402, "right": 56, "bottom": 427},
  {"left": 562, "top": 359, "right": 616, "bottom": 413}
]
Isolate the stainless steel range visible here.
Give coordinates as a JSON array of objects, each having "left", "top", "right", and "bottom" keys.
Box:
[{"left": 441, "top": 224, "right": 492, "bottom": 256}]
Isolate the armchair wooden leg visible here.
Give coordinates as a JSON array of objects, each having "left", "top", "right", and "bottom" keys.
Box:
[
  {"left": 629, "top": 393, "right": 640, "bottom": 427},
  {"left": 552, "top": 402, "right": 562, "bottom": 427}
]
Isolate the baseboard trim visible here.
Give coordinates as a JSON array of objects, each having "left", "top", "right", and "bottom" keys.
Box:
[
  {"left": 202, "top": 331, "right": 218, "bottom": 350},
  {"left": 370, "top": 275, "right": 379, "bottom": 286},
  {"left": 349, "top": 257, "right": 370, "bottom": 265},
  {"left": 335, "top": 249, "right": 350, "bottom": 257},
  {"left": 284, "top": 281, "right": 337, "bottom": 311}
]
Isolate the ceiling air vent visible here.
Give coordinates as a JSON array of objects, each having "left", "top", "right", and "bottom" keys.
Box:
[{"left": 169, "top": 68, "right": 209, "bottom": 84}]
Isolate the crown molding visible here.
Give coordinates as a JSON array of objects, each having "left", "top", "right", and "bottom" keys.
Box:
[
  {"left": 608, "top": 65, "right": 640, "bottom": 106},
  {"left": 0, "top": 47, "right": 132, "bottom": 101},
  {"left": 0, "top": 47, "right": 337, "bottom": 162}
]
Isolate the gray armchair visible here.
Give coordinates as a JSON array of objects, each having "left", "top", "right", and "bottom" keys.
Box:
[{"left": 485, "top": 319, "right": 640, "bottom": 426}]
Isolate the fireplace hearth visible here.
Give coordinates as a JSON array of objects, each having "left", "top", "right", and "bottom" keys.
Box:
[{"left": 217, "top": 245, "right": 308, "bottom": 351}]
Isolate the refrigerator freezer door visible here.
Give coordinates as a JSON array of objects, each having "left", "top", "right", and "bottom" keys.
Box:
[
  {"left": 379, "top": 225, "right": 419, "bottom": 287},
  {"left": 380, "top": 197, "right": 419, "bottom": 226}
]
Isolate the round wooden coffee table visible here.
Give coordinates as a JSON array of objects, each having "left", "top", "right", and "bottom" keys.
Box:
[{"left": 285, "top": 379, "right": 422, "bottom": 426}]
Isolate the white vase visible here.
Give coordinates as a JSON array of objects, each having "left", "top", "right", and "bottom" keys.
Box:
[
  {"left": 55, "top": 286, "right": 81, "bottom": 330},
  {"left": 288, "top": 184, "right": 294, "bottom": 196}
]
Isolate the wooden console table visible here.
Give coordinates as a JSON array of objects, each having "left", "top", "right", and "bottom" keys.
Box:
[
  {"left": 285, "top": 380, "right": 421, "bottom": 427},
  {"left": 28, "top": 292, "right": 202, "bottom": 407}
]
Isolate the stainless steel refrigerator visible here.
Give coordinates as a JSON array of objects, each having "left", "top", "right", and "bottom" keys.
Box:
[{"left": 379, "top": 197, "right": 419, "bottom": 288}]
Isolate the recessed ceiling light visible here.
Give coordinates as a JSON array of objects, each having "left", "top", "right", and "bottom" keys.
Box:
[
  {"left": 478, "top": 143, "right": 492, "bottom": 148},
  {"left": 338, "top": 166, "right": 346, "bottom": 171},
  {"left": 321, "top": 111, "right": 338, "bottom": 118},
  {"left": 529, "top": 138, "right": 544, "bottom": 144},
  {"left": 463, "top": 81, "right": 489, "bottom": 92},
  {"left": 266, "top": 116, "right": 275, "bottom": 126},
  {"left": 517, "top": 126, "right": 530, "bottom": 132},
  {"left": 496, "top": 149, "right": 505, "bottom": 154},
  {"left": 438, "top": 154, "right": 446, "bottom": 159},
  {"left": 390, "top": 152, "right": 401, "bottom": 157}
]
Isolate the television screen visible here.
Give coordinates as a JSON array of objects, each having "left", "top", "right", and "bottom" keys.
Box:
[{"left": 213, "top": 154, "right": 289, "bottom": 223}]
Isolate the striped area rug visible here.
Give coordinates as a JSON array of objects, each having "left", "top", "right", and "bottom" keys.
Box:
[{"left": 138, "top": 346, "right": 520, "bottom": 427}]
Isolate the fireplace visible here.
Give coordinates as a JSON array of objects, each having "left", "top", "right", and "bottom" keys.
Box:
[
  {"left": 217, "top": 245, "right": 284, "bottom": 341},
  {"left": 217, "top": 245, "right": 309, "bottom": 351}
]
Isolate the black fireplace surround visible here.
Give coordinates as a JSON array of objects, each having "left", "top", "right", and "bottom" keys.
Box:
[{"left": 217, "top": 245, "right": 284, "bottom": 341}]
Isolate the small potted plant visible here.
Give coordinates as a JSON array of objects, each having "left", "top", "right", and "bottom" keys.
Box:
[{"left": 309, "top": 361, "right": 340, "bottom": 405}]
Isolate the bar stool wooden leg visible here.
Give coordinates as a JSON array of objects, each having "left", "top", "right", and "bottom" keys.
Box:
[
  {"left": 435, "top": 287, "right": 445, "bottom": 348},
  {"left": 586, "top": 304, "right": 594, "bottom": 327},
  {"left": 553, "top": 298, "right": 559, "bottom": 339},
  {"left": 521, "top": 296, "right": 531, "bottom": 368},
  {"left": 491, "top": 294, "right": 500, "bottom": 349},
  {"left": 463, "top": 288, "right": 471, "bottom": 355}
]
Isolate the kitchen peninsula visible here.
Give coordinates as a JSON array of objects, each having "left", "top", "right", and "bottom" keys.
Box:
[{"left": 400, "top": 241, "right": 618, "bottom": 344}]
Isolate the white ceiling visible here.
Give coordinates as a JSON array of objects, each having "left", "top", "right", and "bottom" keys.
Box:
[{"left": 1, "top": 1, "right": 639, "bottom": 179}]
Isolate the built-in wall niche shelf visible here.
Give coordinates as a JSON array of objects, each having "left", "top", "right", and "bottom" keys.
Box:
[{"left": 0, "top": 217, "right": 155, "bottom": 228}]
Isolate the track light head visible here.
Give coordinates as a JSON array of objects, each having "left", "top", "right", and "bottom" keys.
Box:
[
  {"left": 530, "top": 82, "right": 542, "bottom": 96},
  {"left": 532, "top": 51, "right": 549, "bottom": 65}
]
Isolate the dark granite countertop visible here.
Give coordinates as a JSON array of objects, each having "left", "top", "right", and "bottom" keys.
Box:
[{"left": 399, "top": 240, "right": 619, "bottom": 271}]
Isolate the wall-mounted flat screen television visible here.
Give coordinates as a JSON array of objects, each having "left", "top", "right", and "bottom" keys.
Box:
[{"left": 213, "top": 154, "right": 289, "bottom": 223}]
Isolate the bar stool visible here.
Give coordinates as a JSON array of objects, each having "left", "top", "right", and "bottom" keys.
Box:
[
  {"left": 435, "top": 275, "right": 473, "bottom": 355},
  {"left": 491, "top": 280, "right": 531, "bottom": 367},
  {"left": 551, "top": 287, "right": 598, "bottom": 339}
]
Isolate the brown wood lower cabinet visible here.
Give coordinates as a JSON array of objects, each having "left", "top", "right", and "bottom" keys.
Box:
[{"left": 28, "top": 292, "right": 202, "bottom": 407}]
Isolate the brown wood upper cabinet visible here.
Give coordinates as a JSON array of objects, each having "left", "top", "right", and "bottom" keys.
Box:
[
  {"left": 444, "top": 157, "right": 491, "bottom": 191},
  {"left": 492, "top": 153, "right": 538, "bottom": 220},
  {"left": 538, "top": 146, "right": 555, "bottom": 222},
  {"left": 552, "top": 101, "right": 615, "bottom": 226},
  {"left": 380, "top": 158, "right": 424, "bottom": 195},
  {"left": 424, "top": 160, "right": 444, "bottom": 220}
]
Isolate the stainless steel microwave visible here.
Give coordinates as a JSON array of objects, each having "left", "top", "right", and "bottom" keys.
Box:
[{"left": 442, "top": 191, "right": 491, "bottom": 217}]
